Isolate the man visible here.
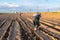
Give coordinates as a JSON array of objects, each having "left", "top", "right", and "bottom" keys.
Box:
[{"left": 33, "top": 12, "right": 41, "bottom": 30}]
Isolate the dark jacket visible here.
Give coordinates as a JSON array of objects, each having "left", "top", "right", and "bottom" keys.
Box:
[
  {"left": 33, "top": 14, "right": 41, "bottom": 26},
  {"left": 35, "top": 14, "right": 41, "bottom": 20}
]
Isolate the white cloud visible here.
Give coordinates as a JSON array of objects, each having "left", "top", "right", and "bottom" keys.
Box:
[
  {"left": 0, "top": 2, "right": 20, "bottom": 8},
  {"left": 0, "top": 2, "right": 35, "bottom": 8}
]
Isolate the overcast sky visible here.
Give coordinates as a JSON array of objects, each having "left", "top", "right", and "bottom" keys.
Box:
[{"left": 0, "top": 0, "right": 60, "bottom": 12}]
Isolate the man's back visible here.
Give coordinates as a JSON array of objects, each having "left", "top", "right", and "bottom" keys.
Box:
[{"left": 35, "top": 14, "right": 41, "bottom": 20}]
